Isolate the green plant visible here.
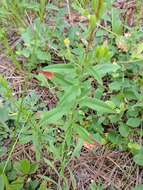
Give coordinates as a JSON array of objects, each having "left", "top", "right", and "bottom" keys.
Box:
[
  {"left": 16, "top": 18, "right": 51, "bottom": 71},
  {"left": 0, "top": 0, "right": 50, "bottom": 29},
  {"left": 0, "top": 75, "right": 46, "bottom": 162},
  {"left": 35, "top": 0, "right": 115, "bottom": 179},
  {"left": 0, "top": 0, "right": 143, "bottom": 189},
  {"left": 37, "top": 0, "right": 143, "bottom": 167},
  {"left": 90, "top": 181, "right": 104, "bottom": 190},
  {"left": 0, "top": 160, "right": 46, "bottom": 190},
  {"left": 0, "top": 1, "right": 57, "bottom": 71},
  {"left": 0, "top": 29, "right": 21, "bottom": 69}
]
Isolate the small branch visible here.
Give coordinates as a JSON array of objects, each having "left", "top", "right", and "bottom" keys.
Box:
[{"left": 66, "top": 0, "right": 73, "bottom": 25}]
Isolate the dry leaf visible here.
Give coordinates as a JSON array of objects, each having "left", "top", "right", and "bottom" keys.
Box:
[
  {"left": 116, "top": 37, "right": 128, "bottom": 52},
  {"left": 39, "top": 70, "right": 55, "bottom": 79},
  {"left": 83, "top": 140, "right": 100, "bottom": 150}
]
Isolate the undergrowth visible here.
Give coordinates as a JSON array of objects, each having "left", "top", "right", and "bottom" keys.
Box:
[{"left": 0, "top": 0, "right": 143, "bottom": 189}]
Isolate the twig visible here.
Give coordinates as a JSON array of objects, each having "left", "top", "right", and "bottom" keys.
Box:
[{"left": 66, "top": 0, "right": 73, "bottom": 25}]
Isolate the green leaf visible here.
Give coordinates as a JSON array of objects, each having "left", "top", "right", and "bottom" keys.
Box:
[
  {"left": 7, "top": 170, "right": 17, "bottom": 181},
  {"left": 127, "top": 118, "right": 141, "bottom": 128},
  {"left": 93, "top": 64, "right": 120, "bottom": 77},
  {"left": 108, "top": 132, "right": 122, "bottom": 145},
  {"left": 89, "top": 15, "right": 97, "bottom": 32},
  {"left": 80, "top": 97, "right": 114, "bottom": 113},
  {"left": 93, "top": 133, "right": 106, "bottom": 145},
  {"left": 65, "top": 125, "right": 73, "bottom": 147},
  {"left": 41, "top": 106, "right": 66, "bottom": 125},
  {"left": 37, "top": 50, "right": 51, "bottom": 61},
  {"left": 119, "top": 124, "right": 130, "bottom": 137},
  {"left": 35, "top": 74, "right": 49, "bottom": 87},
  {"left": 41, "top": 99, "right": 76, "bottom": 125},
  {"left": 112, "top": 8, "right": 123, "bottom": 35},
  {"left": 2, "top": 174, "right": 9, "bottom": 188},
  {"left": 21, "top": 28, "right": 33, "bottom": 44},
  {"left": 89, "top": 181, "right": 103, "bottom": 190},
  {"left": 109, "top": 81, "right": 122, "bottom": 91},
  {"left": 28, "top": 180, "right": 39, "bottom": 189},
  {"left": 0, "top": 175, "right": 4, "bottom": 190},
  {"left": 87, "top": 67, "right": 102, "bottom": 85},
  {"left": 0, "top": 107, "right": 9, "bottom": 123},
  {"left": 53, "top": 73, "right": 73, "bottom": 87},
  {"left": 39, "top": 181, "right": 47, "bottom": 190},
  {"left": 43, "top": 64, "right": 74, "bottom": 74},
  {"left": 48, "top": 143, "right": 61, "bottom": 160},
  {"left": 95, "top": 88, "right": 104, "bottom": 99},
  {"left": 20, "top": 160, "right": 31, "bottom": 174},
  {"left": 133, "top": 153, "right": 143, "bottom": 166},
  {"left": 30, "top": 163, "right": 38, "bottom": 174},
  {"left": 128, "top": 142, "right": 141, "bottom": 153},
  {"left": 10, "top": 177, "right": 24, "bottom": 190},
  {"left": 0, "top": 76, "right": 12, "bottom": 98},
  {"left": 75, "top": 125, "right": 94, "bottom": 144},
  {"left": 59, "top": 85, "right": 80, "bottom": 105},
  {"left": 32, "top": 128, "right": 42, "bottom": 161},
  {"left": 133, "top": 184, "right": 143, "bottom": 190},
  {"left": 41, "top": 85, "right": 80, "bottom": 125},
  {"left": 17, "top": 48, "right": 30, "bottom": 57},
  {"left": 0, "top": 161, "right": 12, "bottom": 174},
  {"left": 133, "top": 102, "right": 143, "bottom": 108},
  {"left": 95, "top": 45, "right": 112, "bottom": 62},
  {"left": 14, "top": 160, "right": 31, "bottom": 175},
  {"left": 71, "top": 139, "right": 83, "bottom": 158}
]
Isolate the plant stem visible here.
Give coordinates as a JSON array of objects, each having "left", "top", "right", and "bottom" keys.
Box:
[{"left": 2, "top": 112, "right": 31, "bottom": 173}]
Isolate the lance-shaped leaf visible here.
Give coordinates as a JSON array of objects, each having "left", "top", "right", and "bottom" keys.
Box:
[
  {"left": 93, "top": 64, "right": 120, "bottom": 77},
  {"left": 43, "top": 64, "right": 75, "bottom": 74},
  {"left": 79, "top": 97, "right": 114, "bottom": 113},
  {"left": 41, "top": 85, "right": 80, "bottom": 124},
  {"left": 75, "top": 125, "right": 94, "bottom": 144},
  {"left": 87, "top": 67, "right": 102, "bottom": 85},
  {"left": 112, "top": 8, "right": 123, "bottom": 35}
]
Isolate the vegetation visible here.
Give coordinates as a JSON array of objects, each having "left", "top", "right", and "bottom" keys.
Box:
[{"left": 0, "top": 0, "right": 143, "bottom": 189}]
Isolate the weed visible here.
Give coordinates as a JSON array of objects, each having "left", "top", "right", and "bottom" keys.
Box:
[{"left": 0, "top": 0, "right": 143, "bottom": 189}]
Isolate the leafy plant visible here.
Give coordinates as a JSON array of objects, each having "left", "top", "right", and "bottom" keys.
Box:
[
  {"left": 0, "top": 0, "right": 143, "bottom": 189},
  {"left": 16, "top": 18, "right": 51, "bottom": 70},
  {"left": 35, "top": 1, "right": 117, "bottom": 177},
  {"left": 89, "top": 181, "right": 104, "bottom": 190},
  {"left": 0, "top": 160, "right": 44, "bottom": 190},
  {"left": 37, "top": 0, "right": 143, "bottom": 167}
]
